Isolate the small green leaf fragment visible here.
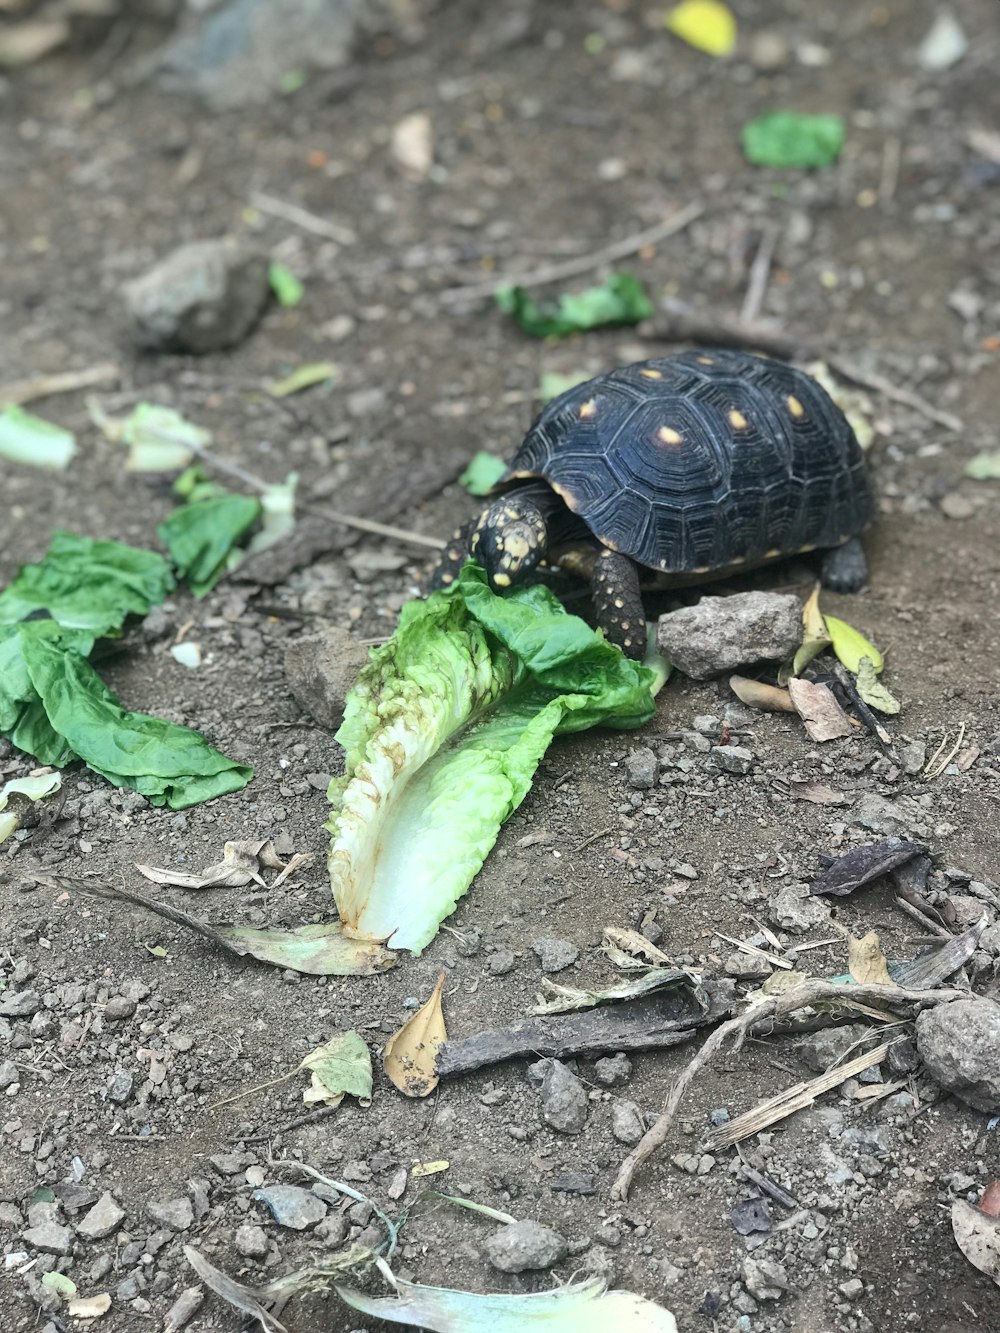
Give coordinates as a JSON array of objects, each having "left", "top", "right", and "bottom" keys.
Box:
[
  {"left": 856, "top": 656, "right": 900, "bottom": 714},
  {"left": 742, "top": 111, "right": 845, "bottom": 169},
  {"left": 41, "top": 1272, "right": 77, "bottom": 1298},
  {"left": 0, "top": 405, "right": 76, "bottom": 469},
  {"left": 496, "top": 272, "right": 653, "bottom": 338},
  {"left": 299, "top": 1031, "right": 373, "bottom": 1106},
  {"left": 965, "top": 450, "right": 1000, "bottom": 480},
  {"left": 269, "top": 262, "right": 304, "bottom": 307},
  {"left": 144, "top": 944, "right": 169, "bottom": 958},
  {"left": 538, "top": 370, "right": 591, "bottom": 403},
  {"left": 823, "top": 614, "right": 883, "bottom": 673},
  {"left": 265, "top": 362, "right": 336, "bottom": 398},
  {"left": 458, "top": 451, "right": 507, "bottom": 496}
]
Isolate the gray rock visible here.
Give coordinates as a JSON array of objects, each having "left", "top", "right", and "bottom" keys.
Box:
[
  {"left": 657, "top": 592, "right": 802, "bottom": 680},
  {"left": 107, "top": 1070, "right": 133, "bottom": 1103},
  {"left": 164, "top": 1286, "right": 204, "bottom": 1330},
  {"left": 487, "top": 949, "right": 516, "bottom": 976},
  {"left": 768, "top": 883, "right": 830, "bottom": 934},
  {"left": 315, "top": 1212, "right": 350, "bottom": 1246},
  {"left": 593, "top": 1053, "right": 632, "bottom": 1086},
  {"left": 624, "top": 746, "right": 657, "bottom": 789},
  {"left": 125, "top": 240, "right": 270, "bottom": 353},
  {"left": 798, "top": 1025, "right": 872, "bottom": 1073},
  {"left": 853, "top": 793, "right": 910, "bottom": 835},
  {"left": 0, "top": 1202, "right": 22, "bottom": 1227},
  {"left": 155, "top": 0, "right": 381, "bottom": 110},
  {"left": 0, "top": 989, "right": 42, "bottom": 1017},
  {"left": 253, "top": 1184, "right": 327, "bottom": 1230},
  {"left": 900, "top": 740, "right": 927, "bottom": 776},
  {"left": 22, "top": 1222, "right": 73, "bottom": 1255},
  {"left": 234, "top": 1223, "right": 269, "bottom": 1258},
  {"left": 77, "top": 1192, "right": 125, "bottom": 1241},
  {"left": 551, "top": 1170, "right": 597, "bottom": 1195},
  {"left": 147, "top": 1197, "right": 194, "bottom": 1232},
  {"left": 724, "top": 951, "right": 772, "bottom": 979},
  {"left": 485, "top": 1219, "right": 568, "bottom": 1273},
  {"left": 540, "top": 1059, "right": 588, "bottom": 1134},
  {"left": 104, "top": 996, "right": 136, "bottom": 1022},
  {"left": 712, "top": 744, "right": 753, "bottom": 775},
  {"left": 284, "top": 625, "right": 369, "bottom": 730},
  {"left": 0, "top": 1058, "right": 18, "bottom": 1088},
  {"left": 611, "top": 1099, "right": 645, "bottom": 1145},
  {"left": 916, "top": 997, "right": 1000, "bottom": 1111},
  {"left": 531, "top": 937, "right": 579, "bottom": 973},
  {"left": 743, "top": 1257, "right": 788, "bottom": 1301}
]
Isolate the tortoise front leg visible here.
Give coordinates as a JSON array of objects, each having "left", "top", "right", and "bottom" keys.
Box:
[
  {"left": 592, "top": 549, "right": 646, "bottom": 659},
  {"left": 424, "top": 518, "right": 477, "bottom": 591}
]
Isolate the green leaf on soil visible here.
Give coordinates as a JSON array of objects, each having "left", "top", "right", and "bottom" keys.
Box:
[
  {"left": 158, "top": 494, "right": 263, "bottom": 596},
  {"left": 336, "top": 1273, "right": 679, "bottom": 1332},
  {"left": 268, "top": 261, "right": 304, "bottom": 307},
  {"left": 328, "top": 562, "right": 667, "bottom": 957},
  {"left": 538, "top": 370, "right": 591, "bottom": 403},
  {"left": 244, "top": 474, "right": 298, "bottom": 557},
  {"left": 458, "top": 451, "right": 507, "bottom": 496},
  {"left": 265, "top": 361, "right": 337, "bottom": 397},
  {"left": 0, "top": 770, "right": 61, "bottom": 844},
  {"left": 90, "top": 400, "right": 210, "bottom": 472},
  {"left": 792, "top": 583, "right": 832, "bottom": 676},
  {"left": 855, "top": 655, "right": 900, "bottom": 714},
  {"left": 423, "top": 1191, "right": 518, "bottom": 1225},
  {"left": 40, "top": 1271, "right": 77, "bottom": 1298},
  {"left": 965, "top": 449, "right": 1000, "bottom": 480},
  {"left": 299, "top": 1031, "right": 373, "bottom": 1107},
  {"left": 0, "top": 405, "right": 76, "bottom": 470},
  {"left": 496, "top": 273, "right": 653, "bottom": 338},
  {"left": 144, "top": 945, "right": 169, "bottom": 958},
  {"left": 823, "top": 614, "right": 883, "bottom": 673},
  {"left": 0, "top": 531, "right": 174, "bottom": 635},
  {"left": 742, "top": 111, "right": 845, "bottom": 169}
]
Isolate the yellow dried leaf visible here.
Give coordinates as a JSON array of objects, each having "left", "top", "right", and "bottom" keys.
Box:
[
  {"left": 792, "top": 583, "right": 832, "bottom": 676},
  {"left": 847, "top": 932, "right": 893, "bottom": 986},
  {"left": 383, "top": 971, "right": 447, "bottom": 1098},
  {"left": 664, "top": 0, "right": 737, "bottom": 57},
  {"left": 410, "top": 1159, "right": 450, "bottom": 1177},
  {"left": 823, "top": 615, "right": 883, "bottom": 673}
]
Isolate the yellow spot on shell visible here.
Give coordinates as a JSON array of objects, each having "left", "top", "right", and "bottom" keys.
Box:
[
  {"left": 493, "top": 572, "right": 511, "bottom": 587},
  {"left": 787, "top": 395, "right": 805, "bottom": 418},
  {"left": 657, "top": 425, "right": 684, "bottom": 446},
  {"left": 728, "top": 409, "right": 748, "bottom": 430},
  {"left": 578, "top": 399, "right": 597, "bottom": 419},
  {"left": 765, "top": 547, "right": 782, "bottom": 558},
  {"left": 639, "top": 368, "right": 663, "bottom": 379},
  {"left": 697, "top": 356, "right": 715, "bottom": 365}
]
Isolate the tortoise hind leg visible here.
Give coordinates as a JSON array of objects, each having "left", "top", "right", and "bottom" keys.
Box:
[
  {"left": 424, "top": 518, "right": 477, "bottom": 592},
  {"left": 592, "top": 549, "right": 646, "bottom": 659},
  {"left": 820, "top": 536, "right": 868, "bottom": 593}
]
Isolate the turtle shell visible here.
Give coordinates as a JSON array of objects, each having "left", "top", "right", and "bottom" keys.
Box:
[{"left": 500, "top": 349, "right": 874, "bottom": 574}]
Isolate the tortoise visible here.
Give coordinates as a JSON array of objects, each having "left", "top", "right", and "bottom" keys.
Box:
[{"left": 428, "top": 348, "right": 875, "bottom": 659}]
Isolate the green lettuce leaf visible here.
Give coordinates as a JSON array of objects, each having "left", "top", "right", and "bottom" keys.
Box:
[
  {"left": 496, "top": 273, "right": 653, "bottom": 338},
  {"left": 158, "top": 494, "right": 263, "bottom": 596},
  {"left": 459, "top": 451, "right": 507, "bottom": 496},
  {"left": 0, "top": 531, "right": 174, "bottom": 634},
  {"left": 0, "top": 405, "right": 76, "bottom": 470},
  {"left": 327, "top": 564, "right": 666, "bottom": 955},
  {"left": 742, "top": 111, "right": 845, "bottom": 169}
]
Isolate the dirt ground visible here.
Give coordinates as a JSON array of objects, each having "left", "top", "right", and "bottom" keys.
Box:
[{"left": 3, "top": 1, "right": 1000, "bottom": 1330}]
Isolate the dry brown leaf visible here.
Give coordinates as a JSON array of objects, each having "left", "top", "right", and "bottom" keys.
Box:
[
  {"left": 787, "top": 677, "right": 854, "bottom": 742},
  {"left": 953, "top": 1196, "right": 1000, "bottom": 1288},
  {"left": 602, "top": 925, "right": 672, "bottom": 969},
  {"left": 847, "top": 931, "right": 893, "bottom": 985},
  {"left": 730, "top": 675, "right": 795, "bottom": 713},
  {"left": 789, "top": 780, "right": 847, "bottom": 805},
  {"left": 384, "top": 971, "right": 448, "bottom": 1098},
  {"left": 391, "top": 111, "right": 433, "bottom": 178},
  {"left": 137, "top": 839, "right": 294, "bottom": 890}
]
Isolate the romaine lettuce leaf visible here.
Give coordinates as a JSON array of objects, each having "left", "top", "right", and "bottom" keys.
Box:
[{"left": 328, "top": 564, "right": 667, "bottom": 955}]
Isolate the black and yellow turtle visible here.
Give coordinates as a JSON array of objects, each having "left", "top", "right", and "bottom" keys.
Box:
[{"left": 429, "top": 349, "right": 875, "bottom": 659}]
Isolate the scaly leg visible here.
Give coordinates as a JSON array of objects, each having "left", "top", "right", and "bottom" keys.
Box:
[
  {"left": 424, "top": 518, "right": 477, "bottom": 591},
  {"left": 820, "top": 536, "right": 868, "bottom": 593},
  {"left": 591, "top": 549, "right": 646, "bottom": 659}
]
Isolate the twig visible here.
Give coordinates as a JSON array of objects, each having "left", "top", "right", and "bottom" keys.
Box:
[
  {"left": 893, "top": 895, "right": 953, "bottom": 941},
  {"left": 611, "top": 978, "right": 968, "bottom": 1201},
  {"left": 829, "top": 661, "right": 893, "bottom": 749},
  {"left": 250, "top": 191, "right": 356, "bottom": 246},
  {"left": 641, "top": 300, "right": 964, "bottom": 432},
  {"left": 740, "top": 225, "right": 778, "bottom": 326},
  {"left": 0, "top": 362, "right": 119, "bottom": 408},
  {"left": 573, "top": 826, "right": 614, "bottom": 854},
  {"left": 439, "top": 201, "right": 704, "bottom": 305},
  {"left": 740, "top": 1163, "right": 798, "bottom": 1210},
  {"left": 190, "top": 443, "right": 446, "bottom": 551},
  {"left": 879, "top": 136, "right": 902, "bottom": 207}
]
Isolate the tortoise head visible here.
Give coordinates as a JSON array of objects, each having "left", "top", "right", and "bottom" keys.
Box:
[{"left": 471, "top": 496, "right": 548, "bottom": 590}]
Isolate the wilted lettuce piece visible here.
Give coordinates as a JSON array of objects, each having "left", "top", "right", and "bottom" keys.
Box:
[
  {"left": 742, "top": 111, "right": 845, "bottom": 168},
  {"left": 965, "top": 450, "right": 1000, "bottom": 480},
  {"left": 17, "top": 635, "right": 251, "bottom": 808},
  {"left": 459, "top": 451, "right": 507, "bottom": 496},
  {"left": 158, "top": 494, "right": 262, "bottom": 596},
  {"left": 664, "top": 0, "right": 736, "bottom": 56},
  {"left": 328, "top": 564, "right": 665, "bottom": 954},
  {"left": 0, "top": 531, "right": 174, "bottom": 634},
  {"left": 268, "top": 261, "right": 304, "bottom": 307},
  {"left": 89, "top": 399, "right": 209, "bottom": 472},
  {"left": 0, "top": 405, "right": 76, "bottom": 469},
  {"left": 496, "top": 273, "right": 653, "bottom": 338},
  {"left": 539, "top": 370, "right": 590, "bottom": 403}
]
